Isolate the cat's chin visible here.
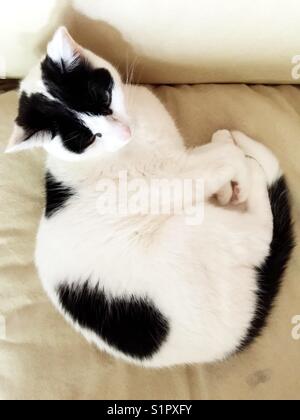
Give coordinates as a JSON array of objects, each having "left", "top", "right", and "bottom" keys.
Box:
[
  {"left": 44, "top": 139, "right": 132, "bottom": 163},
  {"left": 101, "top": 138, "right": 132, "bottom": 153}
]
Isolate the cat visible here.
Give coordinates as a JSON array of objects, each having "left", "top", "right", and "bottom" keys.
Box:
[{"left": 6, "top": 27, "right": 295, "bottom": 368}]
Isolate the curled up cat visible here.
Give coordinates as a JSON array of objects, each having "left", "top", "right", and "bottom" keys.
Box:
[{"left": 6, "top": 27, "right": 295, "bottom": 368}]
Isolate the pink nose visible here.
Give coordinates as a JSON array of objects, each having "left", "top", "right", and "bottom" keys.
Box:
[{"left": 109, "top": 115, "right": 132, "bottom": 141}]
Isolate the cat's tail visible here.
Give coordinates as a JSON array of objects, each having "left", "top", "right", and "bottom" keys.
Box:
[{"left": 232, "top": 131, "right": 295, "bottom": 348}]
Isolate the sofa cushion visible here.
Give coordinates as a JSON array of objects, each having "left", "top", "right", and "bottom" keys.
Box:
[{"left": 0, "top": 85, "right": 300, "bottom": 400}]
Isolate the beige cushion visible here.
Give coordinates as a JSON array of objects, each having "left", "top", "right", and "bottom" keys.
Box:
[
  {"left": 0, "top": 85, "right": 300, "bottom": 400},
  {"left": 1, "top": 0, "right": 300, "bottom": 84}
]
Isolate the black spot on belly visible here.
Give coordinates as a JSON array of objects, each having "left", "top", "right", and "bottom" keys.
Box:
[
  {"left": 57, "top": 282, "right": 170, "bottom": 360},
  {"left": 45, "top": 172, "right": 75, "bottom": 218}
]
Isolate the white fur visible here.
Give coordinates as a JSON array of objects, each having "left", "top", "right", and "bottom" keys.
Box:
[
  {"left": 79, "top": 114, "right": 131, "bottom": 153},
  {"left": 10, "top": 30, "right": 281, "bottom": 368},
  {"left": 35, "top": 87, "right": 278, "bottom": 368}
]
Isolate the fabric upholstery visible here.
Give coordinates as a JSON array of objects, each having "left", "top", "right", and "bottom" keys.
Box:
[{"left": 0, "top": 85, "right": 299, "bottom": 400}]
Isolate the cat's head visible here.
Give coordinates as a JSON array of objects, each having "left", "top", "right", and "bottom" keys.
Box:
[{"left": 6, "top": 27, "right": 131, "bottom": 161}]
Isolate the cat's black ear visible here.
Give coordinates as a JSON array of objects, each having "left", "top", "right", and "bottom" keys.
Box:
[{"left": 47, "top": 27, "right": 83, "bottom": 70}]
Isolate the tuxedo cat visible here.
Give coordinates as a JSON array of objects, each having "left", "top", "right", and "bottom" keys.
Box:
[{"left": 6, "top": 27, "right": 294, "bottom": 367}]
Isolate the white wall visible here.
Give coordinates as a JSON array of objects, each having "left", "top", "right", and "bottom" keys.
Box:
[
  {"left": 0, "top": 0, "right": 68, "bottom": 78},
  {"left": 0, "top": 0, "right": 299, "bottom": 83}
]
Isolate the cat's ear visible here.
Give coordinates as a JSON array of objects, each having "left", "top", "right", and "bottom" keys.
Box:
[
  {"left": 5, "top": 123, "right": 46, "bottom": 154},
  {"left": 47, "top": 27, "right": 83, "bottom": 68}
]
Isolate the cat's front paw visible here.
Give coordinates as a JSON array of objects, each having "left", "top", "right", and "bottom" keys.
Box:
[
  {"left": 214, "top": 139, "right": 250, "bottom": 206},
  {"left": 211, "top": 131, "right": 248, "bottom": 205},
  {"left": 211, "top": 129, "right": 235, "bottom": 146}
]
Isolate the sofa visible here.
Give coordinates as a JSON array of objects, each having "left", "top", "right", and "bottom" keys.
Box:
[{"left": 0, "top": 0, "right": 300, "bottom": 400}]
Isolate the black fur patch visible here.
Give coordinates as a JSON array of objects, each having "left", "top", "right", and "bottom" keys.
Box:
[
  {"left": 45, "top": 172, "right": 75, "bottom": 218},
  {"left": 15, "top": 55, "right": 115, "bottom": 154},
  {"left": 240, "top": 176, "right": 295, "bottom": 350},
  {"left": 57, "top": 282, "right": 170, "bottom": 360},
  {"left": 17, "top": 92, "right": 95, "bottom": 154},
  {"left": 41, "top": 56, "right": 114, "bottom": 116},
  {"left": 17, "top": 92, "right": 56, "bottom": 140}
]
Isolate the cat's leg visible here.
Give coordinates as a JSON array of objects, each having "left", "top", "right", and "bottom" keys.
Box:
[
  {"left": 182, "top": 130, "right": 250, "bottom": 204},
  {"left": 211, "top": 129, "right": 242, "bottom": 205},
  {"left": 231, "top": 131, "right": 281, "bottom": 186},
  {"left": 246, "top": 158, "right": 273, "bottom": 226},
  {"left": 232, "top": 130, "right": 279, "bottom": 225},
  {"left": 240, "top": 156, "right": 276, "bottom": 270}
]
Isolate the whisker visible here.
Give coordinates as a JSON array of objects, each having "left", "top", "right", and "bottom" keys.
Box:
[{"left": 64, "top": 132, "right": 80, "bottom": 143}]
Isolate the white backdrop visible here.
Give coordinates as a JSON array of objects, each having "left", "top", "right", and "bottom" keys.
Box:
[{"left": 0, "top": 0, "right": 300, "bottom": 83}]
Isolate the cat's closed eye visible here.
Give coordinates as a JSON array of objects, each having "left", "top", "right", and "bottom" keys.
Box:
[{"left": 87, "top": 133, "right": 102, "bottom": 148}]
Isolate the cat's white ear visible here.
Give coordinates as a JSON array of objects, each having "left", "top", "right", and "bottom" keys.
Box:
[
  {"left": 5, "top": 124, "right": 45, "bottom": 154},
  {"left": 47, "top": 27, "right": 82, "bottom": 68}
]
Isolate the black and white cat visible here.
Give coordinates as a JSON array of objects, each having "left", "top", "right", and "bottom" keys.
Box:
[{"left": 6, "top": 28, "right": 294, "bottom": 368}]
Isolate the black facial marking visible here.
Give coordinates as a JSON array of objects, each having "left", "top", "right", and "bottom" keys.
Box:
[
  {"left": 45, "top": 172, "right": 75, "bottom": 218},
  {"left": 17, "top": 92, "right": 57, "bottom": 139},
  {"left": 57, "top": 282, "right": 170, "bottom": 360},
  {"left": 15, "top": 54, "right": 115, "bottom": 154},
  {"left": 41, "top": 56, "right": 114, "bottom": 116},
  {"left": 17, "top": 92, "right": 96, "bottom": 154},
  {"left": 239, "top": 176, "right": 295, "bottom": 350}
]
